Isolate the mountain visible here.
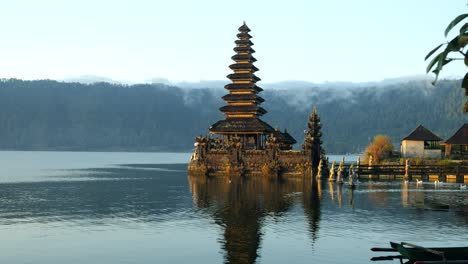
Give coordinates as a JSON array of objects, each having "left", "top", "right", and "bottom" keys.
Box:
[{"left": 0, "top": 78, "right": 465, "bottom": 153}]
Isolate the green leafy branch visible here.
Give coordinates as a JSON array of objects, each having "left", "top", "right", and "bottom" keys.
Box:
[{"left": 426, "top": 13, "right": 468, "bottom": 112}]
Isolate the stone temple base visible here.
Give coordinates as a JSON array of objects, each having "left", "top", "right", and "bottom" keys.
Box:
[{"left": 188, "top": 149, "right": 315, "bottom": 179}]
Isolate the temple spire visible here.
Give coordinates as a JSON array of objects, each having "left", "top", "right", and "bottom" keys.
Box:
[
  {"left": 210, "top": 23, "right": 274, "bottom": 139},
  {"left": 303, "top": 106, "right": 325, "bottom": 168},
  {"left": 219, "top": 22, "right": 265, "bottom": 118}
]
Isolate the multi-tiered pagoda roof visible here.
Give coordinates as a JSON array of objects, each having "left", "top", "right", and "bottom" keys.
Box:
[{"left": 210, "top": 23, "right": 274, "bottom": 134}]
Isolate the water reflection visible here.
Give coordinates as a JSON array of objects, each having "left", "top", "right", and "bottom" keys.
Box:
[
  {"left": 337, "top": 183, "right": 343, "bottom": 207},
  {"left": 189, "top": 175, "right": 468, "bottom": 263},
  {"left": 188, "top": 175, "right": 321, "bottom": 264},
  {"left": 400, "top": 181, "right": 408, "bottom": 208},
  {"left": 348, "top": 187, "right": 355, "bottom": 208},
  {"left": 0, "top": 164, "right": 193, "bottom": 224},
  {"left": 0, "top": 161, "right": 468, "bottom": 264}
]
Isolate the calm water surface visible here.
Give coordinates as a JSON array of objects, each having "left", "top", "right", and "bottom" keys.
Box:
[{"left": 0, "top": 151, "right": 467, "bottom": 264}]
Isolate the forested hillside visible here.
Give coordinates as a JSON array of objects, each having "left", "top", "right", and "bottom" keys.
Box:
[{"left": 0, "top": 78, "right": 465, "bottom": 153}]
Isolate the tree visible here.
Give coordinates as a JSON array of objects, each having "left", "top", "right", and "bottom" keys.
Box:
[
  {"left": 425, "top": 11, "right": 468, "bottom": 112},
  {"left": 364, "top": 135, "right": 394, "bottom": 164}
]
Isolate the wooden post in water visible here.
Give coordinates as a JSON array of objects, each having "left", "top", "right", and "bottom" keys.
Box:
[
  {"left": 356, "top": 156, "right": 360, "bottom": 180},
  {"left": 422, "top": 165, "right": 428, "bottom": 182},
  {"left": 456, "top": 164, "right": 462, "bottom": 183},
  {"left": 437, "top": 165, "right": 445, "bottom": 182},
  {"left": 368, "top": 155, "right": 374, "bottom": 180},
  {"left": 404, "top": 159, "right": 411, "bottom": 181}
]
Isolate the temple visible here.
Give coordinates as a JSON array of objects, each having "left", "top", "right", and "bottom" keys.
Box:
[
  {"left": 210, "top": 22, "right": 286, "bottom": 150},
  {"left": 188, "top": 23, "right": 325, "bottom": 178}
]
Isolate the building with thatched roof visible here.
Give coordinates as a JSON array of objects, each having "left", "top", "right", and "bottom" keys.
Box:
[
  {"left": 401, "top": 125, "right": 442, "bottom": 158},
  {"left": 209, "top": 22, "right": 281, "bottom": 150},
  {"left": 188, "top": 23, "right": 326, "bottom": 178},
  {"left": 272, "top": 128, "right": 297, "bottom": 150},
  {"left": 444, "top": 123, "right": 468, "bottom": 159}
]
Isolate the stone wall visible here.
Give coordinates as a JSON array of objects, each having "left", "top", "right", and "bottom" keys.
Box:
[
  {"left": 189, "top": 148, "right": 313, "bottom": 178},
  {"left": 278, "top": 150, "right": 312, "bottom": 175}
]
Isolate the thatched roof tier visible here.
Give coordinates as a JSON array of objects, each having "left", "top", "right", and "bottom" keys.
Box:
[
  {"left": 209, "top": 22, "right": 273, "bottom": 135},
  {"left": 402, "top": 125, "right": 442, "bottom": 141},
  {"left": 272, "top": 129, "right": 297, "bottom": 145},
  {"left": 219, "top": 105, "right": 267, "bottom": 115},
  {"left": 235, "top": 39, "right": 253, "bottom": 46},
  {"left": 233, "top": 46, "right": 255, "bottom": 54},
  {"left": 224, "top": 83, "right": 263, "bottom": 92},
  {"left": 445, "top": 123, "right": 468, "bottom": 145},
  {"left": 210, "top": 118, "right": 274, "bottom": 133},
  {"left": 222, "top": 94, "right": 265, "bottom": 103},
  {"left": 229, "top": 63, "right": 259, "bottom": 72},
  {"left": 282, "top": 130, "right": 297, "bottom": 144},
  {"left": 238, "top": 23, "right": 251, "bottom": 32},
  {"left": 227, "top": 73, "right": 261, "bottom": 82},
  {"left": 231, "top": 54, "right": 257, "bottom": 62},
  {"left": 237, "top": 32, "right": 252, "bottom": 39}
]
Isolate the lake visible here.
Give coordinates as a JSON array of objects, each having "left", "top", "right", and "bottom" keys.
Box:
[{"left": 0, "top": 151, "right": 467, "bottom": 264}]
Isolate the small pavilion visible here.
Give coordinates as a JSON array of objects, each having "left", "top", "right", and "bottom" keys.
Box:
[
  {"left": 401, "top": 125, "right": 442, "bottom": 158},
  {"left": 444, "top": 123, "right": 468, "bottom": 159}
]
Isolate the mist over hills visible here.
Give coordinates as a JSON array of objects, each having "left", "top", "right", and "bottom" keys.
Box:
[
  {"left": 63, "top": 74, "right": 434, "bottom": 90},
  {"left": 0, "top": 78, "right": 465, "bottom": 154}
]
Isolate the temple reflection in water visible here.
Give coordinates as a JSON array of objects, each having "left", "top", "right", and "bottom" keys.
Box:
[
  {"left": 0, "top": 161, "right": 466, "bottom": 264},
  {"left": 188, "top": 172, "right": 468, "bottom": 264},
  {"left": 188, "top": 175, "right": 321, "bottom": 264}
]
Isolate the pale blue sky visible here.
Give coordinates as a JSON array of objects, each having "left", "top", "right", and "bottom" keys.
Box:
[{"left": 0, "top": 0, "right": 466, "bottom": 83}]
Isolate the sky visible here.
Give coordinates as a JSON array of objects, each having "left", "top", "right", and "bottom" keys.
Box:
[{"left": 0, "top": 0, "right": 466, "bottom": 83}]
